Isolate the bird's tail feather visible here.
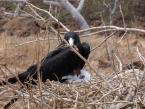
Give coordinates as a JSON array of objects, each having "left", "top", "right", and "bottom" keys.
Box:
[
  {"left": 0, "top": 76, "right": 18, "bottom": 85},
  {"left": 0, "top": 64, "right": 38, "bottom": 86}
]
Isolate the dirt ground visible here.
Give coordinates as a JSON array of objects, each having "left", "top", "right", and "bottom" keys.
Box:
[{"left": 0, "top": 15, "right": 145, "bottom": 108}]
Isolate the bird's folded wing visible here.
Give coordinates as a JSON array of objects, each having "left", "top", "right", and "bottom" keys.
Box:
[{"left": 41, "top": 47, "right": 67, "bottom": 63}]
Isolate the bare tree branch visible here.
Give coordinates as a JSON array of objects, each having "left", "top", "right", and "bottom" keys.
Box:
[
  {"left": 43, "top": 0, "right": 86, "bottom": 13},
  {"left": 14, "top": 1, "right": 26, "bottom": 17},
  {"left": 43, "top": 0, "right": 60, "bottom": 7},
  {"left": 111, "top": 0, "right": 119, "bottom": 15},
  {"left": 75, "top": 26, "right": 145, "bottom": 34},
  {"left": 43, "top": 0, "right": 89, "bottom": 30},
  {"left": 77, "top": 0, "right": 85, "bottom": 12},
  {"left": 27, "top": 2, "right": 70, "bottom": 31},
  {"left": 57, "top": 0, "right": 89, "bottom": 30}
]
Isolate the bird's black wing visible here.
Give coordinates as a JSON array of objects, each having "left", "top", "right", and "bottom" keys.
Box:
[
  {"left": 40, "top": 48, "right": 82, "bottom": 81},
  {"left": 41, "top": 47, "right": 67, "bottom": 63},
  {"left": 77, "top": 42, "right": 90, "bottom": 69}
]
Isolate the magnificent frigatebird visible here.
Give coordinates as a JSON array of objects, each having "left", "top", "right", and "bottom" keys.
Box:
[{"left": 0, "top": 32, "right": 90, "bottom": 86}]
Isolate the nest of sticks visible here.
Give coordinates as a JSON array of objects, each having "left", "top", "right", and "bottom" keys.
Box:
[{"left": 0, "top": 68, "right": 145, "bottom": 109}]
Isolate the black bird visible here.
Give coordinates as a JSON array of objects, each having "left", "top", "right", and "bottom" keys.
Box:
[{"left": 0, "top": 32, "right": 90, "bottom": 85}]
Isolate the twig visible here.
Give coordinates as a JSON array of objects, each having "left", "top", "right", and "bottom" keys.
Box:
[
  {"left": 14, "top": 1, "right": 26, "bottom": 17},
  {"left": 116, "top": 86, "right": 136, "bottom": 109},
  {"left": 117, "top": 30, "right": 127, "bottom": 43},
  {"left": 126, "top": 38, "right": 139, "bottom": 87},
  {"left": 73, "top": 91, "right": 79, "bottom": 109},
  {"left": 74, "top": 26, "right": 145, "bottom": 34},
  {"left": 114, "top": 53, "right": 123, "bottom": 72},
  {"left": 89, "top": 86, "right": 122, "bottom": 105},
  {"left": 119, "top": 5, "right": 126, "bottom": 28},
  {"left": 80, "top": 29, "right": 117, "bottom": 37},
  {"left": 111, "top": 0, "right": 119, "bottom": 15},
  {"left": 93, "top": 101, "right": 137, "bottom": 105},
  {"left": 27, "top": 2, "right": 70, "bottom": 32},
  {"left": 117, "top": 4, "right": 128, "bottom": 43},
  {"left": 26, "top": 4, "right": 45, "bottom": 20},
  {"left": 136, "top": 47, "right": 145, "bottom": 88},
  {"left": 0, "top": 38, "right": 59, "bottom": 52},
  {"left": 91, "top": 31, "right": 116, "bottom": 51},
  {"left": 113, "top": 53, "right": 124, "bottom": 86}
]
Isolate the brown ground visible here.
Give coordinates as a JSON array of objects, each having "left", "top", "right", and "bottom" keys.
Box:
[{"left": 0, "top": 16, "right": 145, "bottom": 108}]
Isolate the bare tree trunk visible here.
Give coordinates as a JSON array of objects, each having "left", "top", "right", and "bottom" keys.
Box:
[
  {"left": 57, "top": 0, "right": 89, "bottom": 30},
  {"left": 77, "top": 0, "right": 85, "bottom": 12},
  {"left": 44, "top": 0, "right": 86, "bottom": 12},
  {"left": 43, "top": 0, "right": 89, "bottom": 31}
]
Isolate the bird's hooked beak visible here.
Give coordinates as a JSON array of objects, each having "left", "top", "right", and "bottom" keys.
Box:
[{"left": 68, "top": 38, "right": 74, "bottom": 46}]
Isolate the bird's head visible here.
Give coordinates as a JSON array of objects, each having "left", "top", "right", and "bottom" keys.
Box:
[{"left": 64, "top": 32, "right": 81, "bottom": 47}]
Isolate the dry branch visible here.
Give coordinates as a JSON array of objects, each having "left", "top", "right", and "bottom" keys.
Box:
[
  {"left": 77, "top": 0, "right": 85, "bottom": 12},
  {"left": 136, "top": 47, "right": 145, "bottom": 89},
  {"left": 43, "top": 0, "right": 89, "bottom": 30},
  {"left": 43, "top": 0, "right": 60, "bottom": 7},
  {"left": 111, "top": 0, "right": 119, "bottom": 15},
  {"left": 58, "top": 0, "right": 89, "bottom": 30},
  {"left": 75, "top": 26, "right": 145, "bottom": 34},
  {"left": 91, "top": 31, "right": 116, "bottom": 51},
  {"left": 14, "top": 1, "right": 26, "bottom": 17},
  {"left": 27, "top": 2, "right": 70, "bottom": 32},
  {"left": 2, "top": 68, "right": 144, "bottom": 108}
]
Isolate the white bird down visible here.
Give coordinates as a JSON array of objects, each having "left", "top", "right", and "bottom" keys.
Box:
[{"left": 62, "top": 69, "right": 91, "bottom": 84}]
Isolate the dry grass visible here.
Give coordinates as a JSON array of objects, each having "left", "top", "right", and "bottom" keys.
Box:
[{"left": 0, "top": 31, "right": 145, "bottom": 109}]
